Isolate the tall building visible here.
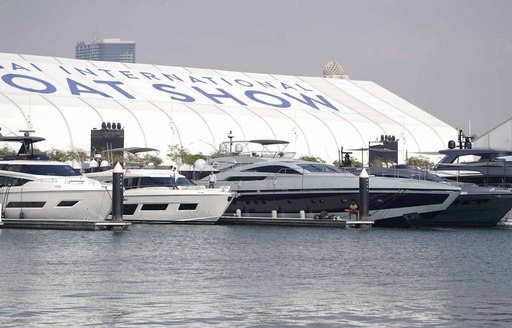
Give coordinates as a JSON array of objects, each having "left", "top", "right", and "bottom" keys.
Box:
[{"left": 75, "top": 38, "right": 135, "bottom": 63}]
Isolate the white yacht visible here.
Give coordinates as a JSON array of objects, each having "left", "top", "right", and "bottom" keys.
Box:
[
  {"left": 86, "top": 167, "right": 233, "bottom": 224},
  {"left": 0, "top": 133, "right": 111, "bottom": 221},
  {"left": 203, "top": 140, "right": 462, "bottom": 227}
]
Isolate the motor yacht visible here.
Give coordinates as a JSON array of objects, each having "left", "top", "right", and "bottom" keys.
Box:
[
  {"left": 432, "top": 148, "right": 512, "bottom": 188},
  {"left": 355, "top": 166, "right": 512, "bottom": 227},
  {"left": 0, "top": 132, "right": 111, "bottom": 221},
  {"left": 202, "top": 140, "right": 461, "bottom": 227},
  {"left": 86, "top": 165, "right": 233, "bottom": 224}
]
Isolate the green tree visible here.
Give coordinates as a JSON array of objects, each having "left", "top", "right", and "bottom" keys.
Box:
[
  {"left": 166, "top": 145, "right": 208, "bottom": 167},
  {"left": 299, "top": 155, "right": 325, "bottom": 163},
  {"left": 125, "top": 153, "right": 163, "bottom": 166},
  {"left": 209, "top": 150, "right": 223, "bottom": 159},
  {"left": 351, "top": 158, "right": 362, "bottom": 168},
  {"left": 66, "top": 149, "right": 90, "bottom": 164},
  {"left": 370, "top": 157, "right": 395, "bottom": 168},
  {"left": 141, "top": 154, "right": 162, "bottom": 166},
  {"left": 47, "top": 149, "right": 69, "bottom": 162},
  {"left": 407, "top": 156, "right": 435, "bottom": 169},
  {"left": 0, "top": 145, "right": 15, "bottom": 158}
]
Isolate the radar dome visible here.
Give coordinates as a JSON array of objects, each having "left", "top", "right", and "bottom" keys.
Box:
[{"left": 194, "top": 158, "right": 206, "bottom": 171}]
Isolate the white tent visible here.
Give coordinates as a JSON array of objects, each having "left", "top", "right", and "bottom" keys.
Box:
[
  {"left": 473, "top": 118, "right": 512, "bottom": 149},
  {"left": 0, "top": 53, "right": 457, "bottom": 164}
]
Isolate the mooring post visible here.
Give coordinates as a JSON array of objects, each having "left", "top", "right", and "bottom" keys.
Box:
[
  {"left": 112, "top": 162, "right": 124, "bottom": 225},
  {"left": 359, "top": 168, "right": 370, "bottom": 220}
]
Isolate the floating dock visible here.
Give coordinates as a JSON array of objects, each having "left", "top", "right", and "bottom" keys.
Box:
[
  {"left": 0, "top": 219, "right": 131, "bottom": 231},
  {"left": 217, "top": 216, "right": 373, "bottom": 228}
]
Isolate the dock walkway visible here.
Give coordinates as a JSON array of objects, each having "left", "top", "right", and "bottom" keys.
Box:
[
  {"left": 217, "top": 216, "right": 373, "bottom": 228},
  {"left": 0, "top": 219, "right": 131, "bottom": 231}
]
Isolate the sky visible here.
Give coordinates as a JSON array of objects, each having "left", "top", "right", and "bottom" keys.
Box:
[{"left": 1, "top": 0, "right": 511, "bottom": 138}]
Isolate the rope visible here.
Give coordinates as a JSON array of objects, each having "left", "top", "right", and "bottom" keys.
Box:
[
  {"left": 97, "top": 185, "right": 111, "bottom": 220},
  {"left": 0, "top": 185, "right": 11, "bottom": 217}
]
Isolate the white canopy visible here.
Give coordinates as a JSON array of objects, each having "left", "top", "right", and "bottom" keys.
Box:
[{"left": 0, "top": 52, "right": 456, "bottom": 164}]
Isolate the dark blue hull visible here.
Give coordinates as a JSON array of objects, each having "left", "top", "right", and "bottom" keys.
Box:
[{"left": 225, "top": 189, "right": 452, "bottom": 227}]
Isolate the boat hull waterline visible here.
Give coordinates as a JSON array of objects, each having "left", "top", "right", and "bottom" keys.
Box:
[
  {"left": 0, "top": 179, "right": 112, "bottom": 221},
  {"left": 221, "top": 176, "right": 461, "bottom": 227},
  {"left": 119, "top": 187, "right": 233, "bottom": 223}
]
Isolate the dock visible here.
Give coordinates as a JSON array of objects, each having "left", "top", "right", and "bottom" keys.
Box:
[
  {"left": 217, "top": 216, "right": 373, "bottom": 228},
  {"left": 0, "top": 219, "right": 131, "bottom": 231}
]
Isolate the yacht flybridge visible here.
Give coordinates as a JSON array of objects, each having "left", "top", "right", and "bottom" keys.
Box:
[
  {"left": 432, "top": 148, "right": 512, "bottom": 188},
  {"left": 0, "top": 131, "right": 111, "bottom": 221}
]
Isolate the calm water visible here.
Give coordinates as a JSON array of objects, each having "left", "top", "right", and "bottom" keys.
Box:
[{"left": 0, "top": 224, "right": 511, "bottom": 327}]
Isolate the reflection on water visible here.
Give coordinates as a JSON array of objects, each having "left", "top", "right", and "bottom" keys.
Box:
[{"left": 1, "top": 225, "right": 512, "bottom": 327}]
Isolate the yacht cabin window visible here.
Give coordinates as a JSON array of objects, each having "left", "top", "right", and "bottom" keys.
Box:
[
  {"left": 450, "top": 153, "right": 512, "bottom": 164},
  {"left": 452, "top": 155, "right": 482, "bottom": 164},
  {"left": 243, "top": 165, "right": 301, "bottom": 174},
  {"left": 0, "top": 176, "right": 30, "bottom": 187},
  {"left": 297, "top": 163, "right": 346, "bottom": 173},
  {"left": 0, "top": 164, "right": 81, "bottom": 176},
  {"left": 125, "top": 176, "right": 196, "bottom": 189}
]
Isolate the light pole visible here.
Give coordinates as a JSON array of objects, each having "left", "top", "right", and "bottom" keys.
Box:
[{"left": 227, "top": 130, "right": 234, "bottom": 153}]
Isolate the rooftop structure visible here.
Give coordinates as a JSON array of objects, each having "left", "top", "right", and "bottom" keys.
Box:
[{"left": 322, "top": 60, "right": 350, "bottom": 79}]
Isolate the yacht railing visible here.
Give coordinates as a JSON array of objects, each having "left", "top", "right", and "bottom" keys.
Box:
[{"left": 218, "top": 139, "right": 295, "bottom": 159}]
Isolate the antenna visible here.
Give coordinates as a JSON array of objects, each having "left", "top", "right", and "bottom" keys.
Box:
[{"left": 19, "top": 129, "right": 35, "bottom": 137}]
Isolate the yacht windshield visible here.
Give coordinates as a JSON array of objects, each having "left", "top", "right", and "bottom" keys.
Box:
[
  {"left": 297, "top": 163, "right": 347, "bottom": 173},
  {"left": 0, "top": 164, "right": 81, "bottom": 176}
]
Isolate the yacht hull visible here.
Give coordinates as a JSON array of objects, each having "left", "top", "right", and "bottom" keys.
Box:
[
  {"left": 0, "top": 182, "right": 111, "bottom": 221},
  {"left": 117, "top": 187, "right": 233, "bottom": 223},
  {"left": 406, "top": 191, "right": 512, "bottom": 227},
  {"left": 205, "top": 156, "right": 462, "bottom": 227},
  {"left": 347, "top": 166, "right": 512, "bottom": 227},
  {"left": 224, "top": 178, "right": 460, "bottom": 228}
]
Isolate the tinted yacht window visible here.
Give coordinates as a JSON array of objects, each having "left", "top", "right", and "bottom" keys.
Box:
[
  {"left": 17, "top": 164, "right": 81, "bottom": 176},
  {"left": 0, "top": 176, "right": 30, "bottom": 186},
  {"left": 297, "top": 163, "right": 344, "bottom": 173},
  {"left": 492, "top": 152, "right": 512, "bottom": 161},
  {"left": 176, "top": 177, "right": 195, "bottom": 186},
  {"left": 138, "top": 176, "right": 195, "bottom": 188},
  {"left": 243, "top": 165, "right": 301, "bottom": 174},
  {"left": 139, "top": 176, "right": 167, "bottom": 187}
]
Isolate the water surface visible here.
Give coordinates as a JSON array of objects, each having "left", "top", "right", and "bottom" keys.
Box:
[{"left": 1, "top": 225, "right": 511, "bottom": 327}]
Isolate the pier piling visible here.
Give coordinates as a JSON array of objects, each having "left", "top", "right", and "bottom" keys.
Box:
[
  {"left": 359, "top": 168, "right": 370, "bottom": 220},
  {"left": 112, "top": 162, "right": 124, "bottom": 232}
]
